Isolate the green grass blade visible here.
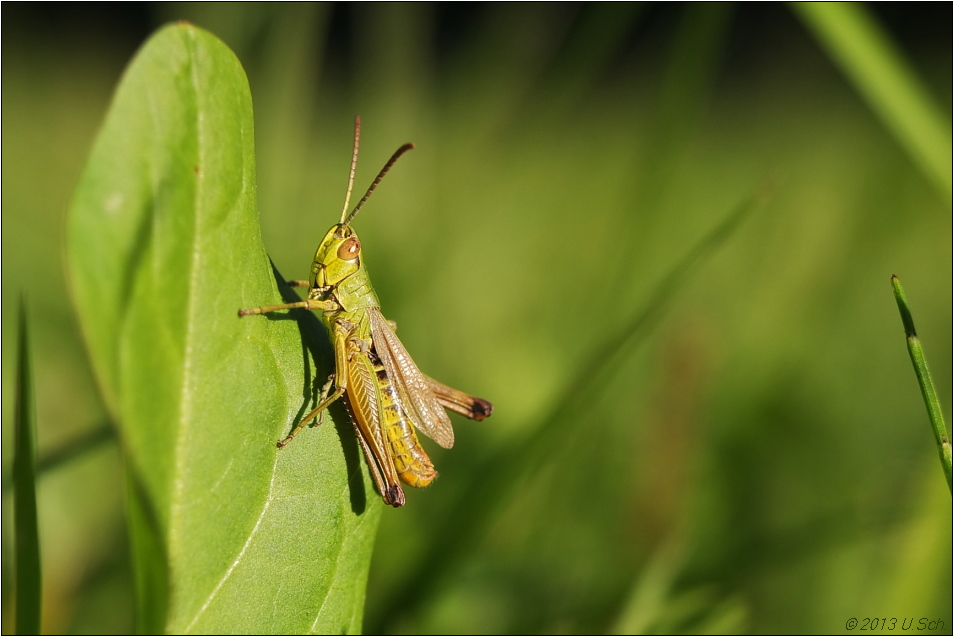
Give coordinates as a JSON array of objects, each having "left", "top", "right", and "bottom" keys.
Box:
[
  {"left": 891, "top": 275, "right": 953, "bottom": 493},
  {"left": 535, "top": 3, "right": 648, "bottom": 118},
  {"left": 34, "top": 424, "right": 113, "bottom": 476},
  {"left": 67, "top": 24, "right": 379, "bottom": 633},
  {"left": 14, "top": 300, "right": 42, "bottom": 635},
  {"left": 792, "top": 2, "right": 952, "bottom": 201},
  {"left": 372, "top": 181, "right": 771, "bottom": 631},
  {"left": 2, "top": 424, "right": 114, "bottom": 492},
  {"left": 610, "top": 540, "right": 684, "bottom": 634}
]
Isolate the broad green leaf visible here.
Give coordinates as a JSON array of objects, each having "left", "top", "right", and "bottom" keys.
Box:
[{"left": 67, "top": 23, "right": 380, "bottom": 634}]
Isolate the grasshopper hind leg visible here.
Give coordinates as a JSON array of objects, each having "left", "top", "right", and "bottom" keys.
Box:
[
  {"left": 425, "top": 376, "right": 494, "bottom": 421},
  {"left": 353, "top": 423, "right": 406, "bottom": 507}
]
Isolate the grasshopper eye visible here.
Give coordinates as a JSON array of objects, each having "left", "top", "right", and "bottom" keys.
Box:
[{"left": 337, "top": 237, "right": 361, "bottom": 260}]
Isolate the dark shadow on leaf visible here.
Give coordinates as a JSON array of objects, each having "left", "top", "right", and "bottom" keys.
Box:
[
  {"left": 119, "top": 199, "right": 156, "bottom": 327},
  {"left": 127, "top": 467, "right": 170, "bottom": 634},
  {"left": 269, "top": 261, "right": 367, "bottom": 516}
]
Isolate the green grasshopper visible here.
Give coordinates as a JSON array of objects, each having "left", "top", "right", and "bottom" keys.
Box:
[{"left": 239, "top": 117, "right": 492, "bottom": 507}]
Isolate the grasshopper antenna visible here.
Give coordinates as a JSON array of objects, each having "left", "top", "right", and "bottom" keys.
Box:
[
  {"left": 339, "top": 116, "right": 362, "bottom": 225},
  {"left": 343, "top": 140, "right": 415, "bottom": 227}
]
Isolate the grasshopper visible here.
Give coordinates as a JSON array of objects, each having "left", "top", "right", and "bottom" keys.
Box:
[{"left": 239, "top": 117, "right": 492, "bottom": 507}]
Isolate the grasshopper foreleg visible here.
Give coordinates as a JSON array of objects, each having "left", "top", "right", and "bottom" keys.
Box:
[
  {"left": 311, "top": 375, "right": 336, "bottom": 428},
  {"left": 238, "top": 298, "right": 338, "bottom": 317},
  {"left": 276, "top": 374, "right": 335, "bottom": 447},
  {"left": 277, "top": 320, "right": 353, "bottom": 448}
]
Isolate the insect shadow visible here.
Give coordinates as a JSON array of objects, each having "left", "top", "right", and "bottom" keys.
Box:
[{"left": 264, "top": 260, "right": 368, "bottom": 515}]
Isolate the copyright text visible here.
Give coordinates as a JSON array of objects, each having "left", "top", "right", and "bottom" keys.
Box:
[{"left": 845, "top": 617, "right": 945, "bottom": 631}]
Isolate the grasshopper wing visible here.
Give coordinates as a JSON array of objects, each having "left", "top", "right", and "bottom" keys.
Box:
[{"left": 369, "top": 307, "right": 455, "bottom": 449}]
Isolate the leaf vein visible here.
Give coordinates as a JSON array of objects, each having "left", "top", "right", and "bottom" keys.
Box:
[{"left": 182, "top": 459, "right": 279, "bottom": 633}]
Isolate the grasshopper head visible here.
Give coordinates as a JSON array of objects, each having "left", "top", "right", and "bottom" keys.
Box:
[
  {"left": 309, "top": 223, "right": 362, "bottom": 289},
  {"left": 311, "top": 116, "right": 413, "bottom": 292}
]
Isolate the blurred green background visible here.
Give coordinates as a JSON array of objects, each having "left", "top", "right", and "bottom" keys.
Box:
[{"left": 2, "top": 3, "right": 951, "bottom": 634}]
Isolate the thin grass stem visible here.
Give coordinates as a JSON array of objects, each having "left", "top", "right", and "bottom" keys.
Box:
[{"left": 890, "top": 275, "right": 952, "bottom": 493}]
